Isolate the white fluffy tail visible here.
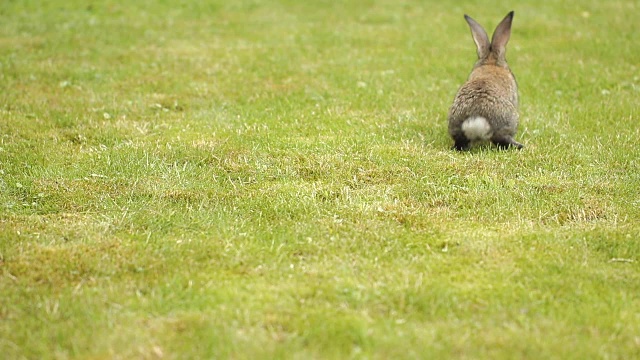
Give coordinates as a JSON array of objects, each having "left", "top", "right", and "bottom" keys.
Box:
[{"left": 461, "top": 116, "right": 492, "bottom": 140}]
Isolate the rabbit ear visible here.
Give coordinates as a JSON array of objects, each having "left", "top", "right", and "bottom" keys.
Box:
[
  {"left": 491, "top": 11, "right": 514, "bottom": 59},
  {"left": 464, "top": 14, "right": 490, "bottom": 59}
]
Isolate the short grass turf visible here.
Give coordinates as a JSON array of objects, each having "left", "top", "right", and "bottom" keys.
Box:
[{"left": 1, "top": 0, "right": 639, "bottom": 359}]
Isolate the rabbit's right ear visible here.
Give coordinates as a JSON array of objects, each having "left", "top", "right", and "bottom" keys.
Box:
[
  {"left": 490, "top": 11, "right": 514, "bottom": 60},
  {"left": 464, "top": 15, "right": 490, "bottom": 59}
]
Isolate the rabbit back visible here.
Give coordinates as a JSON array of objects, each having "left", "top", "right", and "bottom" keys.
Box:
[{"left": 448, "top": 66, "right": 519, "bottom": 141}]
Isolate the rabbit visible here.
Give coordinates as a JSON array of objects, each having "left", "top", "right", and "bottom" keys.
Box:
[{"left": 448, "top": 11, "right": 523, "bottom": 151}]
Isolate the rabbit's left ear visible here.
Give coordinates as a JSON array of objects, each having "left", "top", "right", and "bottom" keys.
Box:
[
  {"left": 491, "top": 11, "right": 514, "bottom": 59},
  {"left": 465, "top": 14, "right": 490, "bottom": 59}
]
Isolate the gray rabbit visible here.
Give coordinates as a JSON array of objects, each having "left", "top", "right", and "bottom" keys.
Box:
[{"left": 448, "top": 11, "right": 523, "bottom": 151}]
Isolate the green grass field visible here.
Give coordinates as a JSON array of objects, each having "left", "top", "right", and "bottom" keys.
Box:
[{"left": 1, "top": 0, "right": 639, "bottom": 358}]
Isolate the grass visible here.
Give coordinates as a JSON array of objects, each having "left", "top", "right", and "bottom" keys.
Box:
[{"left": 1, "top": 0, "right": 639, "bottom": 358}]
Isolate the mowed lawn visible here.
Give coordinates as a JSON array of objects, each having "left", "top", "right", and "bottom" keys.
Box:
[{"left": 1, "top": 0, "right": 639, "bottom": 358}]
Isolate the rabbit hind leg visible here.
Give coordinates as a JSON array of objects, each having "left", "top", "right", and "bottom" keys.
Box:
[
  {"left": 452, "top": 134, "right": 471, "bottom": 151},
  {"left": 492, "top": 135, "right": 523, "bottom": 150}
]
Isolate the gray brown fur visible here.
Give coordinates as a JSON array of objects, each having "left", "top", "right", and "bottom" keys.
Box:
[{"left": 447, "top": 11, "right": 523, "bottom": 151}]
